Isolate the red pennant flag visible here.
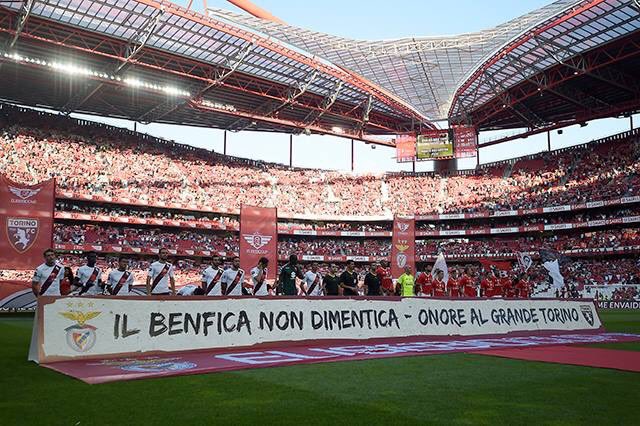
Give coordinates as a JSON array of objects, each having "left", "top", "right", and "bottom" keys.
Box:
[
  {"left": 0, "top": 175, "right": 55, "bottom": 270},
  {"left": 239, "top": 205, "right": 277, "bottom": 280},
  {"left": 391, "top": 216, "right": 415, "bottom": 278},
  {"left": 479, "top": 259, "right": 512, "bottom": 271}
]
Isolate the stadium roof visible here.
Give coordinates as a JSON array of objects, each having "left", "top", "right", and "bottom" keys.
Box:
[
  {"left": 0, "top": 0, "right": 434, "bottom": 145},
  {"left": 0, "top": 0, "right": 638, "bottom": 145},
  {"left": 209, "top": 0, "right": 579, "bottom": 121},
  {"left": 211, "top": 0, "right": 640, "bottom": 133}
]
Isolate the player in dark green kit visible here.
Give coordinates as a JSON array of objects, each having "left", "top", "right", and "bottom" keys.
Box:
[{"left": 278, "top": 254, "right": 304, "bottom": 295}]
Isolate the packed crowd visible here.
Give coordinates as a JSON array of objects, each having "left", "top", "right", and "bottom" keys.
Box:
[
  {"left": 610, "top": 287, "right": 639, "bottom": 300},
  {"left": 2, "top": 106, "right": 639, "bottom": 217},
  {"left": 565, "top": 259, "right": 640, "bottom": 287},
  {"left": 54, "top": 224, "right": 237, "bottom": 253},
  {"left": 56, "top": 200, "right": 640, "bottom": 235},
  {"left": 53, "top": 223, "right": 640, "bottom": 258}
]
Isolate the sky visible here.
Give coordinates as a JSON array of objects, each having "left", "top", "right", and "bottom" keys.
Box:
[{"left": 71, "top": 0, "right": 639, "bottom": 173}]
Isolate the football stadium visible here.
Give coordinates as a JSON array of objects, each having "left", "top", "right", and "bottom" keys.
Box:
[{"left": 1, "top": 0, "right": 640, "bottom": 424}]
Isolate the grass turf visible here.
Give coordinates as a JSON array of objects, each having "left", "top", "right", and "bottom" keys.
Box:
[{"left": 0, "top": 310, "right": 638, "bottom": 425}]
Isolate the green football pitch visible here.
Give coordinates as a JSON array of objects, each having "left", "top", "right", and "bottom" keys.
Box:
[{"left": 1, "top": 310, "right": 639, "bottom": 425}]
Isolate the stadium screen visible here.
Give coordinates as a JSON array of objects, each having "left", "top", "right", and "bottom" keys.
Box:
[
  {"left": 452, "top": 125, "right": 478, "bottom": 159},
  {"left": 416, "top": 130, "right": 453, "bottom": 160},
  {"left": 395, "top": 134, "right": 416, "bottom": 162}
]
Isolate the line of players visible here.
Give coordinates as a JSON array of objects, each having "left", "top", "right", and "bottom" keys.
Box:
[
  {"left": 414, "top": 266, "right": 533, "bottom": 299},
  {"left": 31, "top": 249, "right": 532, "bottom": 298}
]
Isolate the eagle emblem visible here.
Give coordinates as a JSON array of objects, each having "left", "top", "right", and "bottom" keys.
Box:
[{"left": 60, "top": 310, "right": 101, "bottom": 352}]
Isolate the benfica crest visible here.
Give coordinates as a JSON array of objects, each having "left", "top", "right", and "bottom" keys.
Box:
[
  {"left": 395, "top": 243, "right": 409, "bottom": 268},
  {"left": 243, "top": 232, "right": 272, "bottom": 250},
  {"left": 397, "top": 222, "right": 410, "bottom": 232},
  {"left": 60, "top": 310, "right": 101, "bottom": 352},
  {"left": 6, "top": 217, "right": 39, "bottom": 253}
]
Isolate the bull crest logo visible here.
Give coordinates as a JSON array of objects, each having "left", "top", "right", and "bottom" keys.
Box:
[
  {"left": 60, "top": 310, "right": 101, "bottom": 352},
  {"left": 580, "top": 305, "right": 594, "bottom": 326},
  {"left": 6, "top": 217, "right": 39, "bottom": 253}
]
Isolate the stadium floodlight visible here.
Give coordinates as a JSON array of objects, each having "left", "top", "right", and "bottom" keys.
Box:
[
  {"left": 162, "top": 86, "right": 183, "bottom": 96},
  {"left": 331, "top": 126, "right": 344, "bottom": 134},
  {"left": 50, "top": 62, "right": 92, "bottom": 77},
  {"left": 198, "top": 99, "right": 237, "bottom": 112},
  {"left": 124, "top": 77, "right": 144, "bottom": 88},
  {"left": 3, "top": 52, "right": 23, "bottom": 61},
  {"left": 1, "top": 50, "right": 191, "bottom": 99}
]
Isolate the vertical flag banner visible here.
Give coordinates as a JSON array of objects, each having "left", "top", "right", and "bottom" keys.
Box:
[
  {"left": 395, "top": 134, "right": 416, "bottom": 163},
  {"left": 452, "top": 125, "right": 478, "bottom": 159},
  {"left": 391, "top": 216, "right": 415, "bottom": 278},
  {"left": 543, "top": 260, "right": 565, "bottom": 289},
  {"left": 431, "top": 252, "right": 449, "bottom": 284},
  {"left": 239, "top": 205, "right": 277, "bottom": 280},
  {"left": 0, "top": 175, "right": 55, "bottom": 270}
]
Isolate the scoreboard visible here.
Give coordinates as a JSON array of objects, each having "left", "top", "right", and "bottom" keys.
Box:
[
  {"left": 416, "top": 130, "right": 453, "bottom": 160},
  {"left": 395, "top": 126, "right": 477, "bottom": 163}
]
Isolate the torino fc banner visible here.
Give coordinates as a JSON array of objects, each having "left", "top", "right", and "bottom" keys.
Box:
[
  {"left": 391, "top": 216, "right": 415, "bottom": 278},
  {"left": 0, "top": 175, "right": 55, "bottom": 270},
  {"left": 239, "top": 205, "right": 277, "bottom": 280},
  {"left": 453, "top": 125, "right": 478, "bottom": 159},
  {"left": 30, "top": 296, "right": 603, "bottom": 363}
]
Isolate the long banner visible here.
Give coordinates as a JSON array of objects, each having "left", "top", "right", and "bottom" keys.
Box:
[
  {"left": 0, "top": 175, "right": 55, "bottom": 269},
  {"left": 54, "top": 211, "right": 640, "bottom": 238},
  {"left": 239, "top": 205, "right": 277, "bottom": 280},
  {"left": 31, "top": 297, "right": 603, "bottom": 363},
  {"left": 391, "top": 216, "right": 415, "bottom": 278},
  {"left": 57, "top": 191, "right": 640, "bottom": 223}
]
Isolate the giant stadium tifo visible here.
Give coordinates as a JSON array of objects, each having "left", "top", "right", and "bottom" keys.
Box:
[{"left": 1, "top": 0, "right": 640, "bottom": 424}]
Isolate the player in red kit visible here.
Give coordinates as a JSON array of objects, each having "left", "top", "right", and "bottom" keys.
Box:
[
  {"left": 491, "top": 271, "right": 504, "bottom": 298},
  {"left": 376, "top": 261, "right": 394, "bottom": 296},
  {"left": 432, "top": 269, "right": 446, "bottom": 297},
  {"left": 516, "top": 273, "right": 532, "bottom": 298},
  {"left": 504, "top": 274, "right": 518, "bottom": 298},
  {"left": 481, "top": 269, "right": 496, "bottom": 297},
  {"left": 448, "top": 269, "right": 461, "bottom": 298},
  {"left": 460, "top": 266, "right": 477, "bottom": 298},
  {"left": 416, "top": 265, "right": 432, "bottom": 297}
]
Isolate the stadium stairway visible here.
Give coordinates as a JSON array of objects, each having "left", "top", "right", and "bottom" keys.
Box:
[
  {"left": 560, "top": 151, "right": 583, "bottom": 186},
  {"left": 503, "top": 161, "right": 515, "bottom": 178},
  {"left": 438, "top": 177, "right": 448, "bottom": 204}
]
